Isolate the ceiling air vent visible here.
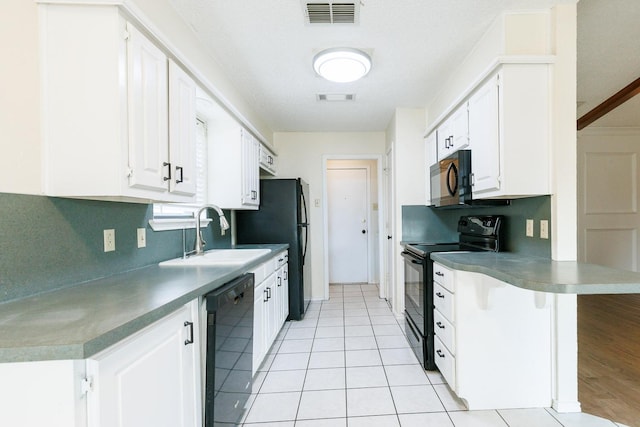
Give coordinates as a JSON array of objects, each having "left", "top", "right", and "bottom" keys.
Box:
[
  {"left": 303, "top": 2, "right": 359, "bottom": 25},
  {"left": 317, "top": 94, "right": 356, "bottom": 102}
]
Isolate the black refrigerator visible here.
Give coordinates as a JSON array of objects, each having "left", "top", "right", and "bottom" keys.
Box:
[{"left": 236, "top": 178, "right": 311, "bottom": 320}]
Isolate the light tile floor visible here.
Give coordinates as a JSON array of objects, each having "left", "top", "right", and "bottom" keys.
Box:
[{"left": 240, "top": 284, "right": 630, "bottom": 427}]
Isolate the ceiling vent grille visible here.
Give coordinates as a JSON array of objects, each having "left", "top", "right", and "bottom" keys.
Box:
[
  {"left": 303, "top": 2, "right": 358, "bottom": 24},
  {"left": 317, "top": 94, "right": 356, "bottom": 102}
]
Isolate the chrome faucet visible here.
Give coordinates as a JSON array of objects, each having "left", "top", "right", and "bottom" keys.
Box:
[{"left": 191, "top": 204, "right": 230, "bottom": 256}]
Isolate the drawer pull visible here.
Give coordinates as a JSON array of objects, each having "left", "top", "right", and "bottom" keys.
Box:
[
  {"left": 436, "top": 321, "right": 445, "bottom": 329},
  {"left": 184, "top": 321, "right": 194, "bottom": 346},
  {"left": 436, "top": 292, "right": 445, "bottom": 299},
  {"left": 435, "top": 271, "right": 444, "bottom": 277},
  {"left": 437, "top": 349, "right": 446, "bottom": 358}
]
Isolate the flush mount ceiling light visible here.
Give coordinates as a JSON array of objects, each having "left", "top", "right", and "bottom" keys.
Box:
[{"left": 313, "top": 48, "right": 371, "bottom": 83}]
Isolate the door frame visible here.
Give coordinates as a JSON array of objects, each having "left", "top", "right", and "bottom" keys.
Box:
[{"left": 322, "top": 154, "right": 385, "bottom": 300}]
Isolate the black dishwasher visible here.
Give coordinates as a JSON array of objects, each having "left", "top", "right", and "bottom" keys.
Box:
[{"left": 204, "top": 273, "right": 254, "bottom": 427}]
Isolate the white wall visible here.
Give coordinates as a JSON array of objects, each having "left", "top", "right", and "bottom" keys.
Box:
[
  {"left": 274, "top": 132, "right": 386, "bottom": 300},
  {"left": 386, "top": 108, "right": 428, "bottom": 315}
]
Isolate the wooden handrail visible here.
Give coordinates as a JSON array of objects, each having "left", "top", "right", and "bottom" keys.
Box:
[{"left": 577, "top": 77, "right": 640, "bottom": 130}]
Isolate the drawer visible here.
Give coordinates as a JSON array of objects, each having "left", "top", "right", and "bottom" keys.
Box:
[
  {"left": 433, "top": 263, "right": 454, "bottom": 292},
  {"left": 250, "top": 262, "right": 267, "bottom": 284},
  {"left": 434, "top": 336, "right": 456, "bottom": 388},
  {"left": 433, "top": 283, "right": 454, "bottom": 321},
  {"left": 434, "top": 309, "right": 455, "bottom": 355},
  {"left": 276, "top": 251, "right": 288, "bottom": 268}
]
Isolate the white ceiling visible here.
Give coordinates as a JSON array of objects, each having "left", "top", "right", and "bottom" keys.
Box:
[{"left": 169, "top": 0, "right": 640, "bottom": 132}]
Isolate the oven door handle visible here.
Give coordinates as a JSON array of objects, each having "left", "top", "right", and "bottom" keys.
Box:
[{"left": 401, "top": 251, "right": 423, "bottom": 263}]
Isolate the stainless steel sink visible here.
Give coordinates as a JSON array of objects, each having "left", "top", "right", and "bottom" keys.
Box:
[{"left": 159, "top": 248, "right": 271, "bottom": 267}]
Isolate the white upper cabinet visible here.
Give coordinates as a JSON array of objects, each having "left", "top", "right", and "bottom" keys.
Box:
[
  {"left": 468, "top": 74, "right": 501, "bottom": 194},
  {"left": 209, "top": 125, "right": 260, "bottom": 210},
  {"left": 126, "top": 23, "right": 170, "bottom": 193},
  {"left": 40, "top": 5, "right": 197, "bottom": 203},
  {"left": 168, "top": 60, "right": 198, "bottom": 196},
  {"left": 259, "top": 143, "right": 277, "bottom": 176},
  {"left": 436, "top": 102, "right": 469, "bottom": 161},
  {"left": 468, "top": 65, "right": 551, "bottom": 199}
]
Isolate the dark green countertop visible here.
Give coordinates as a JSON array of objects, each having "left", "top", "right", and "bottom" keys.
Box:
[
  {"left": 0, "top": 244, "right": 288, "bottom": 363},
  {"left": 431, "top": 252, "right": 640, "bottom": 294}
]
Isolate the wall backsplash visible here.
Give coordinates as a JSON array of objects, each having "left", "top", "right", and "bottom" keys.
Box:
[
  {"left": 0, "top": 193, "right": 231, "bottom": 303},
  {"left": 402, "top": 196, "right": 552, "bottom": 258}
]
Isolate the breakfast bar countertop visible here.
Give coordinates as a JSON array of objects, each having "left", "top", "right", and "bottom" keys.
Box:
[{"left": 431, "top": 251, "right": 640, "bottom": 295}]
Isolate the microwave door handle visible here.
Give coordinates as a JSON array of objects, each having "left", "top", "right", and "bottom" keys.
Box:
[{"left": 446, "top": 162, "right": 458, "bottom": 197}]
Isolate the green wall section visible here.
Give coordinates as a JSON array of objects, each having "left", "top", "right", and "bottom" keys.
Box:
[
  {"left": 402, "top": 196, "right": 552, "bottom": 258},
  {"left": 0, "top": 193, "right": 231, "bottom": 303}
]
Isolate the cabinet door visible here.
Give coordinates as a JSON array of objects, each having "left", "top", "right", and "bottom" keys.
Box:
[
  {"left": 263, "top": 273, "right": 278, "bottom": 347},
  {"left": 94, "top": 301, "right": 201, "bottom": 427},
  {"left": 436, "top": 120, "right": 452, "bottom": 160},
  {"left": 450, "top": 103, "right": 469, "bottom": 152},
  {"left": 241, "top": 130, "right": 260, "bottom": 207},
  {"left": 126, "top": 23, "right": 170, "bottom": 193},
  {"left": 468, "top": 75, "right": 501, "bottom": 194},
  {"left": 168, "top": 60, "right": 197, "bottom": 196}
]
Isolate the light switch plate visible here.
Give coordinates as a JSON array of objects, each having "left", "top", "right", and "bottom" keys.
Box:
[
  {"left": 540, "top": 220, "right": 549, "bottom": 239},
  {"left": 104, "top": 229, "right": 115, "bottom": 252},
  {"left": 526, "top": 219, "right": 534, "bottom": 237},
  {"left": 137, "top": 228, "right": 146, "bottom": 248}
]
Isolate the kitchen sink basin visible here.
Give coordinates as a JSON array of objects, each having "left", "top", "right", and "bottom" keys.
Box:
[{"left": 159, "top": 248, "right": 271, "bottom": 267}]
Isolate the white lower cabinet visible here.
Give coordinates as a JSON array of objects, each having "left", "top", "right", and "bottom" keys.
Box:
[
  {"left": 433, "top": 263, "right": 552, "bottom": 410},
  {"left": 0, "top": 301, "right": 202, "bottom": 427},
  {"left": 251, "top": 251, "right": 289, "bottom": 375},
  {"left": 90, "top": 300, "right": 202, "bottom": 427}
]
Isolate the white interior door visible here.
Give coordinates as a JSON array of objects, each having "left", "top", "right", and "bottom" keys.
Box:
[
  {"left": 578, "top": 129, "right": 640, "bottom": 271},
  {"left": 328, "top": 168, "right": 369, "bottom": 283}
]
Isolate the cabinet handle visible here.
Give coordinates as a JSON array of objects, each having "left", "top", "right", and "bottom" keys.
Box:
[
  {"left": 436, "top": 349, "right": 445, "bottom": 358},
  {"left": 436, "top": 321, "right": 445, "bottom": 329},
  {"left": 175, "top": 166, "right": 184, "bottom": 184},
  {"left": 277, "top": 277, "right": 282, "bottom": 287},
  {"left": 284, "top": 271, "right": 288, "bottom": 280},
  {"left": 470, "top": 172, "right": 475, "bottom": 187},
  {"left": 264, "top": 289, "right": 269, "bottom": 302},
  {"left": 435, "top": 271, "right": 444, "bottom": 277},
  {"left": 184, "top": 321, "right": 194, "bottom": 346},
  {"left": 163, "top": 162, "right": 172, "bottom": 182},
  {"left": 266, "top": 287, "right": 271, "bottom": 299},
  {"left": 436, "top": 292, "right": 445, "bottom": 299},
  {"left": 251, "top": 190, "right": 257, "bottom": 200}
]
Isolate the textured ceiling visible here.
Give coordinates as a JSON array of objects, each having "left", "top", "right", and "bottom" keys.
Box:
[{"left": 169, "top": 0, "right": 638, "bottom": 132}]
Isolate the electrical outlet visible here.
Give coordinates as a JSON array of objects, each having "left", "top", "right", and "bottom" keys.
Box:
[
  {"left": 314, "top": 198, "right": 321, "bottom": 208},
  {"left": 137, "top": 228, "right": 146, "bottom": 248},
  {"left": 104, "top": 229, "right": 115, "bottom": 252},
  {"left": 526, "top": 219, "right": 534, "bottom": 237},
  {"left": 540, "top": 220, "right": 549, "bottom": 239}
]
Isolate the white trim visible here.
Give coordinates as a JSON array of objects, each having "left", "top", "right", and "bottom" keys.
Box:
[
  {"left": 578, "top": 126, "right": 640, "bottom": 136},
  {"left": 149, "top": 218, "right": 211, "bottom": 232},
  {"left": 322, "top": 154, "right": 385, "bottom": 300}
]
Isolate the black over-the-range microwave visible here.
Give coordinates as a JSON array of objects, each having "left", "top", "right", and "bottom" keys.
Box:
[{"left": 430, "top": 150, "right": 472, "bottom": 207}]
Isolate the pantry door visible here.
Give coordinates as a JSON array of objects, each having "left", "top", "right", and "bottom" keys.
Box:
[{"left": 327, "top": 168, "right": 369, "bottom": 283}]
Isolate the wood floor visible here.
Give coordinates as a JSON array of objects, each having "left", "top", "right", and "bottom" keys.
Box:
[{"left": 578, "top": 294, "right": 640, "bottom": 427}]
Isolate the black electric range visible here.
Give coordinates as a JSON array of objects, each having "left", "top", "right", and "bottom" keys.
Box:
[{"left": 401, "top": 215, "right": 503, "bottom": 370}]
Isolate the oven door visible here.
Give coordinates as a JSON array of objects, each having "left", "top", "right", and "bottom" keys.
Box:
[{"left": 401, "top": 251, "right": 425, "bottom": 337}]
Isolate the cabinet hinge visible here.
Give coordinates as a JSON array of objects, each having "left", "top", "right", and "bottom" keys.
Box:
[
  {"left": 80, "top": 377, "right": 94, "bottom": 395},
  {"left": 126, "top": 167, "right": 134, "bottom": 178},
  {"left": 123, "top": 30, "right": 130, "bottom": 41}
]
